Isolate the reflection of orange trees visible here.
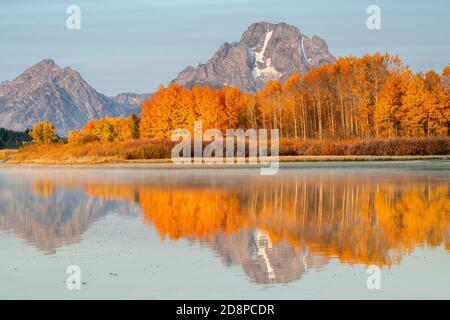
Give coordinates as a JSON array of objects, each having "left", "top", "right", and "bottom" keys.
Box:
[
  {"left": 32, "top": 181, "right": 55, "bottom": 199},
  {"left": 240, "top": 180, "right": 450, "bottom": 266},
  {"left": 81, "top": 184, "right": 249, "bottom": 239},
  {"left": 139, "top": 188, "right": 247, "bottom": 240},
  {"left": 84, "top": 184, "right": 138, "bottom": 203},
  {"left": 375, "top": 186, "right": 450, "bottom": 251},
  {"left": 76, "top": 183, "right": 247, "bottom": 240},
  {"left": 72, "top": 177, "right": 450, "bottom": 266}
]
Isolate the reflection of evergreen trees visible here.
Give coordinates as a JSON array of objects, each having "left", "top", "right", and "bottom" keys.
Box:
[{"left": 0, "top": 128, "right": 31, "bottom": 149}]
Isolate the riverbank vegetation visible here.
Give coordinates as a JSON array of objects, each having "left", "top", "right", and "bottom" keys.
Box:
[
  {"left": 0, "top": 149, "right": 17, "bottom": 160},
  {"left": 8, "top": 137, "right": 449, "bottom": 164}
]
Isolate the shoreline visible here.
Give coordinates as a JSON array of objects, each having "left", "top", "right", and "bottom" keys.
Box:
[{"left": 1, "top": 155, "right": 449, "bottom": 169}]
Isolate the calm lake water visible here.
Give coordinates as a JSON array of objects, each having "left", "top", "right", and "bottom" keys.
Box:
[{"left": 0, "top": 161, "right": 449, "bottom": 299}]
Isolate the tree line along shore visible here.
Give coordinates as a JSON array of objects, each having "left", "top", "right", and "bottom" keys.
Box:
[{"left": 1, "top": 53, "right": 449, "bottom": 164}]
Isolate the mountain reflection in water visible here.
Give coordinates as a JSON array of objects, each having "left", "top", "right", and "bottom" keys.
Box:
[{"left": 0, "top": 167, "right": 449, "bottom": 285}]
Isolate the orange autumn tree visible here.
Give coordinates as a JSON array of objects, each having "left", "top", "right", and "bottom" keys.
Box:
[
  {"left": 374, "top": 70, "right": 409, "bottom": 138},
  {"left": 220, "top": 87, "right": 245, "bottom": 130},
  {"left": 442, "top": 65, "right": 450, "bottom": 91},
  {"left": 400, "top": 74, "right": 435, "bottom": 137},
  {"left": 424, "top": 71, "right": 450, "bottom": 136},
  {"left": 140, "top": 84, "right": 246, "bottom": 138},
  {"left": 256, "top": 80, "right": 283, "bottom": 134},
  {"left": 140, "top": 84, "right": 195, "bottom": 139},
  {"left": 67, "top": 130, "right": 82, "bottom": 144},
  {"left": 191, "top": 86, "right": 223, "bottom": 130},
  {"left": 281, "top": 73, "right": 302, "bottom": 139}
]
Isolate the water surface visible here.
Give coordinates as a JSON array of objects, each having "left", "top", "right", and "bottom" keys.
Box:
[{"left": 0, "top": 161, "right": 449, "bottom": 299}]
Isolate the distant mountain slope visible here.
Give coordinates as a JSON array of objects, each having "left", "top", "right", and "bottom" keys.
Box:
[
  {"left": 110, "top": 92, "right": 152, "bottom": 111},
  {"left": 173, "top": 22, "right": 336, "bottom": 92},
  {"left": 0, "top": 59, "right": 144, "bottom": 135}
]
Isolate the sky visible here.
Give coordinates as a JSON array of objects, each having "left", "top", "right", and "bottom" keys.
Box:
[{"left": 0, "top": 0, "right": 449, "bottom": 96}]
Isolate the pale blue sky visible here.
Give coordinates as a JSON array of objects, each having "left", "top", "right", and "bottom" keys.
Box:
[{"left": 0, "top": 0, "right": 449, "bottom": 95}]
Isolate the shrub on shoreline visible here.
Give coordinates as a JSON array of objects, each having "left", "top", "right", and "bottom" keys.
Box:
[
  {"left": 279, "top": 137, "right": 450, "bottom": 156},
  {"left": 0, "top": 149, "right": 17, "bottom": 160}
]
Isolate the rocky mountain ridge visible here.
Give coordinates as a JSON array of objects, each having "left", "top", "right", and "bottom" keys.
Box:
[
  {"left": 0, "top": 59, "right": 144, "bottom": 135},
  {"left": 173, "top": 22, "right": 335, "bottom": 92}
]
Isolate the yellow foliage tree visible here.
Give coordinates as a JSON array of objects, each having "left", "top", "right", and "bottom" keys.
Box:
[
  {"left": 67, "top": 130, "right": 82, "bottom": 144},
  {"left": 400, "top": 74, "right": 445, "bottom": 137},
  {"left": 220, "top": 87, "right": 244, "bottom": 130},
  {"left": 192, "top": 86, "right": 223, "bottom": 130},
  {"left": 442, "top": 65, "right": 450, "bottom": 91},
  {"left": 374, "top": 71, "right": 408, "bottom": 138},
  {"left": 79, "top": 117, "right": 135, "bottom": 142},
  {"left": 397, "top": 75, "right": 422, "bottom": 136},
  {"left": 424, "top": 71, "right": 450, "bottom": 136},
  {"left": 140, "top": 84, "right": 195, "bottom": 139},
  {"left": 30, "top": 121, "right": 58, "bottom": 144}
]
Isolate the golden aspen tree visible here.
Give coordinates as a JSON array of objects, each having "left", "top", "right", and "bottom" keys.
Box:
[
  {"left": 442, "top": 65, "right": 450, "bottom": 91},
  {"left": 67, "top": 130, "right": 81, "bottom": 144},
  {"left": 424, "top": 71, "right": 450, "bottom": 135},
  {"left": 400, "top": 75, "right": 431, "bottom": 136},
  {"left": 192, "top": 86, "right": 222, "bottom": 130},
  {"left": 30, "top": 121, "right": 58, "bottom": 144},
  {"left": 82, "top": 120, "right": 97, "bottom": 137},
  {"left": 351, "top": 56, "right": 372, "bottom": 138},
  {"left": 304, "top": 68, "right": 326, "bottom": 140},
  {"left": 93, "top": 119, "right": 116, "bottom": 142},
  {"left": 257, "top": 80, "right": 283, "bottom": 134},
  {"left": 140, "top": 84, "right": 195, "bottom": 139},
  {"left": 283, "top": 73, "right": 302, "bottom": 139},
  {"left": 240, "top": 93, "right": 259, "bottom": 129},
  {"left": 374, "top": 71, "right": 406, "bottom": 138},
  {"left": 334, "top": 57, "right": 353, "bottom": 138},
  {"left": 221, "top": 87, "right": 244, "bottom": 130}
]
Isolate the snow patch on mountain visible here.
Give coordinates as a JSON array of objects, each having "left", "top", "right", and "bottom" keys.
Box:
[
  {"left": 300, "top": 37, "right": 312, "bottom": 65},
  {"left": 254, "top": 29, "right": 273, "bottom": 65},
  {"left": 253, "top": 58, "right": 283, "bottom": 79},
  {"left": 252, "top": 29, "right": 282, "bottom": 80}
]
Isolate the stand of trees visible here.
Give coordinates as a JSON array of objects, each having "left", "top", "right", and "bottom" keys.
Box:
[
  {"left": 137, "top": 53, "right": 449, "bottom": 140},
  {"left": 0, "top": 128, "right": 31, "bottom": 149},
  {"left": 23, "top": 53, "right": 449, "bottom": 151},
  {"left": 139, "top": 86, "right": 244, "bottom": 139},
  {"left": 68, "top": 114, "right": 140, "bottom": 143}
]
